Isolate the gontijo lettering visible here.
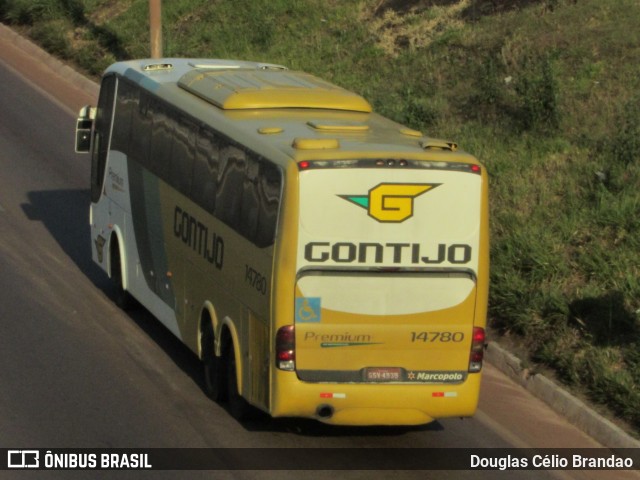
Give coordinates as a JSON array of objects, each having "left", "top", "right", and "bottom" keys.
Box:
[
  {"left": 173, "top": 206, "right": 224, "bottom": 269},
  {"left": 304, "top": 242, "right": 472, "bottom": 265}
]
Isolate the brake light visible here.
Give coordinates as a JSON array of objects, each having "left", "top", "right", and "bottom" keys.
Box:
[
  {"left": 468, "top": 327, "right": 485, "bottom": 373},
  {"left": 276, "top": 325, "right": 295, "bottom": 371}
]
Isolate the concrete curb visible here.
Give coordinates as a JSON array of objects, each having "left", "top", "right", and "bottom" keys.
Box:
[
  {"left": 0, "top": 23, "right": 99, "bottom": 99},
  {"left": 2, "top": 21, "right": 638, "bottom": 450},
  {"left": 486, "top": 341, "right": 640, "bottom": 448}
]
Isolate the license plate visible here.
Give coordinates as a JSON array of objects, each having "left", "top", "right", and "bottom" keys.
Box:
[{"left": 364, "top": 367, "right": 402, "bottom": 382}]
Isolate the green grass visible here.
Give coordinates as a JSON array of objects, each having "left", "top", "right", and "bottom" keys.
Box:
[{"left": 2, "top": 0, "right": 639, "bottom": 434}]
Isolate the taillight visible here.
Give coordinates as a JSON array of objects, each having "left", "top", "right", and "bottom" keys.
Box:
[
  {"left": 276, "top": 325, "right": 295, "bottom": 371},
  {"left": 469, "top": 327, "right": 485, "bottom": 373}
]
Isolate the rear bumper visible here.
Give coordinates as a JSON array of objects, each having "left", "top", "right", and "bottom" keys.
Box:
[{"left": 270, "top": 370, "right": 482, "bottom": 426}]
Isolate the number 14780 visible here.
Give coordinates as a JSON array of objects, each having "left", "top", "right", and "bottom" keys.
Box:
[{"left": 410, "top": 331, "right": 464, "bottom": 342}]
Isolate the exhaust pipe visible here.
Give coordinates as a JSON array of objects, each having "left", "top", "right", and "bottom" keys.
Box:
[{"left": 316, "top": 404, "right": 334, "bottom": 419}]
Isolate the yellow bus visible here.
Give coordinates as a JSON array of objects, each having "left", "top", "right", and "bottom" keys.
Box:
[{"left": 76, "top": 58, "right": 489, "bottom": 426}]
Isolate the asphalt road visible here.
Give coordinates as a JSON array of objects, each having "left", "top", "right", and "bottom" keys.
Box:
[{"left": 0, "top": 27, "right": 636, "bottom": 480}]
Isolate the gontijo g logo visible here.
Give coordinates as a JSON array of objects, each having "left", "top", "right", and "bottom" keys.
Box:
[{"left": 339, "top": 183, "right": 440, "bottom": 223}]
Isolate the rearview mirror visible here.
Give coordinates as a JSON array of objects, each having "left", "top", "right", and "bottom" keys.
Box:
[{"left": 75, "top": 105, "right": 96, "bottom": 153}]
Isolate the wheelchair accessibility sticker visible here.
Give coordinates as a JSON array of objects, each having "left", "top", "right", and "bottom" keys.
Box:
[{"left": 296, "top": 297, "right": 321, "bottom": 323}]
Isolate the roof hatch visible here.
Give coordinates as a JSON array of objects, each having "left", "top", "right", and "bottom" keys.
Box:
[
  {"left": 178, "top": 69, "right": 372, "bottom": 112},
  {"left": 421, "top": 139, "right": 458, "bottom": 151}
]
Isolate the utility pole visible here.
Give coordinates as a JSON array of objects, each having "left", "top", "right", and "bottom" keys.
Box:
[{"left": 149, "top": 0, "right": 163, "bottom": 59}]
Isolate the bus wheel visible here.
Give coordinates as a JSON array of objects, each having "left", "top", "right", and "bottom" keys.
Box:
[
  {"left": 111, "top": 241, "right": 133, "bottom": 310},
  {"left": 202, "top": 322, "right": 225, "bottom": 402},
  {"left": 226, "top": 343, "right": 251, "bottom": 421}
]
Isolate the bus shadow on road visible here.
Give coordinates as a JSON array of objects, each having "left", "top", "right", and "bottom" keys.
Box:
[
  {"left": 248, "top": 416, "right": 444, "bottom": 437},
  {"left": 22, "top": 188, "right": 107, "bottom": 287},
  {"left": 21, "top": 187, "right": 208, "bottom": 387}
]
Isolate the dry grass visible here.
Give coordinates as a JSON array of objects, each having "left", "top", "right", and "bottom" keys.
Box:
[
  {"left": 359, "top": 0, "right": 470, "bottom": 56},
  {"left": 85, "top": 0, "right": 134, "bottom": 24}
]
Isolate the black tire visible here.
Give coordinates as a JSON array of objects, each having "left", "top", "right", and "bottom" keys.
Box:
[
  {"left": 202, "top": 322, "right": 226, "bottom": 402},
  {"left": 111, "top": 242, "right": 133, "bottom": 310},
  {"left": 226, "top": 343, "right": 252, "bottom": 421}
]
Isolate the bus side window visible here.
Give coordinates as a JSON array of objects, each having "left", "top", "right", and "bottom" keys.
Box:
[
  {"left": 149, "top": 98, "right": 173, "bottom": 180},
  {"left": 111, "top": 79, "right": 135, "bottom": 154},
  {"left": 255, "top": 162, "right": 281, "bottom": 248},
  {"left": 129, "top": 92, "right": 152, "bottom": 170},
  {"left": 170, "top": 114, "right": 196, "bottom": 196},
  {"left": 192, "top": 127, "right": 219, "bottom": 213},
  {"left": 90, "top": 75, "right": 116, "bottom": 203},
  {"left": 240, "top": 157, "right": 261, "bottom": 241},
  {"left": 216, "top": 145, "right": 246, "bottom": 232}
]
